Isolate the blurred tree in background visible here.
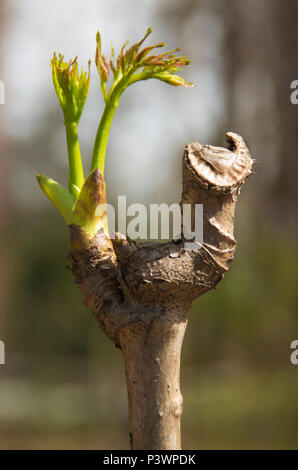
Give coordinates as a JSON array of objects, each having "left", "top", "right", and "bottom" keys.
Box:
[{"left": 0, "top": 0, "right": 297, "bottom": 449}]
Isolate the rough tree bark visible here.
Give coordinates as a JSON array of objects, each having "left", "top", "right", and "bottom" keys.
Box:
[{"left": 68, "top": 132, "right": 254, "bottom": 450}]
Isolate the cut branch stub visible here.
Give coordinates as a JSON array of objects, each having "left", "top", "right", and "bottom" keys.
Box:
[
  {"left": 182, "top": 132, "right": 254, "bottom": 271},
  {"left": 184, "top": 132, "right": 254, "bottom": 195}
]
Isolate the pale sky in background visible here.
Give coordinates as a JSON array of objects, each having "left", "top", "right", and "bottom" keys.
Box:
[{"left": 2, "top": 0, "right": 225, "bottom": 210}]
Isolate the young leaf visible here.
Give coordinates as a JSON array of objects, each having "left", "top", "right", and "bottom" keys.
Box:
[
  {"left": 51, "top": 53, "right": 91, "bottom": 124},
  {"left": 37, "top": 173, "right": 76, "bottom": 224},
  {"left": 72, "top": 168, "right": 109, "bottom": 235}
]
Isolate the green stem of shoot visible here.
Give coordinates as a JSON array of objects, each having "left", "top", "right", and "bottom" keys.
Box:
[
  {"left": 91, "top": 93, "right": 120, "bottom": 176},
  {"left": 65, "top": 122, "right": 85, "bottom": 194}
]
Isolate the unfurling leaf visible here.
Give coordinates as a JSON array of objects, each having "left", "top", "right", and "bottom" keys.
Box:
[
  {"left": 37, "top": 173, "right": 75, "bottom": 224},
  {"left": 95, "top": 31, "right": 110, "bottom": 83},
  {"left": 73, "top": 168, "right": 109, "bottom": 235},
  {"left": 51, "top": 53, "right": 91, "bottom": 124}
]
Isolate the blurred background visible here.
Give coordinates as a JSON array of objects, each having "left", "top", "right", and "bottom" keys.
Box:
[{"left": 0, "top": 0, "right": 297, "bottom": 449}]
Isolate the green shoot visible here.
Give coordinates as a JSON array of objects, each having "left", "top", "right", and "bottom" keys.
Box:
[
  {"left": 37, "top": 28, "right": 194, "bottom": 238},
  {"left": 51, "top": 54, "right": 91, "bottom": 193},
  {"left": 91, "top": 27, "right": 194, "bottom": 175}
]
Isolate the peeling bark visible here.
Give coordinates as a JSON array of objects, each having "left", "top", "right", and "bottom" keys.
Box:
[{"left": 68, "top": 132, "right": 253, "bottom": 450}]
